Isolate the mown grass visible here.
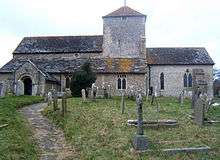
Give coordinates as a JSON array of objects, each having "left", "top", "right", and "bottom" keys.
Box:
[
  {"left": 43, "top": 97, "right": 220, "bottom": 160},
  {"left": 0, "top": 96, "right": 43, "bottom": 160}
]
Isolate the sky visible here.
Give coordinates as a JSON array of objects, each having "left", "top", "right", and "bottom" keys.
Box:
[{"left": 0, "top": 0, "right": 219, "bottom": 68}]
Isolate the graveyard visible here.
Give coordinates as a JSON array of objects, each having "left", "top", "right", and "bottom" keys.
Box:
[{"left": 43, "top": 96, "right": 220, "bottom": 160}]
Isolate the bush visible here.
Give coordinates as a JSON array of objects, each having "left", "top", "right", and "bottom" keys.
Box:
[{"left": 70, "top": 61, "right": 96, "bottom": 97}]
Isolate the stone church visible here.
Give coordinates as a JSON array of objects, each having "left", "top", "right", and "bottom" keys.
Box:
[{"left": 0, "top": 6, "right": 214, "bottom": 97}]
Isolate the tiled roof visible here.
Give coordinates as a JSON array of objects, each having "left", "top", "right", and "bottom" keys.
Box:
[
  {"left": 103, "top": 6, "right": 146, "bottom": 18},
  {"left": 148, "top": 48, "right": 214, "bottom": 65},
  {"left": 13, "top": 35, "right": 103, "bottom": 54},
  {"left": 0, "top": 58, "right": 147, "bottom": 74}
]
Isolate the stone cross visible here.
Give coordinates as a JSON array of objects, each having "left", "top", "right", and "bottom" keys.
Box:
[
  {"left": 121, "top": 91, "right": 125, "bottom": 114},
  {"left": 133, "top": 93, "right": 148, "bottom": 151},
  {"left": 81, "top": 89, "right": 86, "bottom": 102}
]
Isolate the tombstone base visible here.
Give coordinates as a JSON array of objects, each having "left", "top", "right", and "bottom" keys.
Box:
[{"left": 133, "top": 135, "right": 149, "bottom": 151}]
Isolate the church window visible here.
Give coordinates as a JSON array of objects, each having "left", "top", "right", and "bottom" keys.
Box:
[
  {"left": 188, "top": 73, "right": 192, "bottom": 87},
  {"left": 184, "top": 73, "right": 188, "bottom": 87},
  {"left": 66, "top": 77, "right": 70, "bottom": 88},
  {"left": 183, "top": 71, "right": 193, "bottom": 88},
  {"left": 122, "top": 17, "right": 127, "bottom": 20},
  {"left": 160, "top": 72, "right": 164, "bottom": 90},
  {"left": 117, "top": 75, "right": 127, "bottom": 90}
]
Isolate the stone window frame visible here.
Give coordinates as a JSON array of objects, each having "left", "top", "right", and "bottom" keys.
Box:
[
  {"left": 183, "top": 70, "right": 193, "bottom": 88},
  {"left": 160, "top": 72, "right": 165, "bottom": 90},
  {"left": 117, "top": 75, "right": 127, "bottom": 90}
]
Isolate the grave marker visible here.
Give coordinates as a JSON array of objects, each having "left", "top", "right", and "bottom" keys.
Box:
[
  {"left": 53, "top": 91, "right": 58, "bottom": 111},
  {"left": 81, "top": 89, "right": 86, "bottom": 102},
  {"left": 132, "top": 94, "right": 149, "bottom": 151},
  {"left": 121, "top": 91, "right": 125, "bottom": 114},
  {"left": 194, "top": 94, "right": 205, "bottom": 126}
]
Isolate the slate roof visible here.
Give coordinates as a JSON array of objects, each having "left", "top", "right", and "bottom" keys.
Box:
[
  {"left": 103, "top": 6, "right": 146, "bottom": 18},
  {"left": 13, "top": 35, "right": 103, "bottom": 54},
  {"left": 0, "top": 58, "right": 147, "bottom": 74},
  {"left": 148, "top": 48, "right": 214, "bottom": 65}
]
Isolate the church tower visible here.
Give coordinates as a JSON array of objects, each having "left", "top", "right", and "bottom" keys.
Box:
[{"left": 102, "top": 6, "right": 146, "bottom": 58}]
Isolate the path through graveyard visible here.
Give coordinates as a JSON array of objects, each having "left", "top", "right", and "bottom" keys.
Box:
[{"left": 20, "top": 103, "right": 74, "bottom": 160}]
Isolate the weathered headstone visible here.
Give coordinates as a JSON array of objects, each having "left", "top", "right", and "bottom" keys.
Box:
[
  {"left": 16, "top": 80, "right": 24, "bottom": 96},
  {"left": 107, "top": 84, "right": 111, "bottom": 98},
  {"left": 91, "top": 83, "right": 97, "bottom": 99},
  {"left": 121, "top": 91, "right": 125, "bottom": 114},
  {"left": 194, "top": 94, "right": 205, "bottom": 126},
  {"left": 53, "top": 91, "right": 58, "bottom": 111},
  {"left": 0, "top": 83, "right": 5, "bottom": 97},
  {"left": 47, "top": 91, "right": 53, "bottom": 105},
  {"left": 133, "top": 94, "right": 149, "bottom": 151},
  {"left": 192, "top": 69, "right": 208, "bottom": 109},
  {"left": 179, "top": 90, "right": 185, "bottom": 106},
  {"left": 81, "top": 89, "right": 86, "bottom": 102}
]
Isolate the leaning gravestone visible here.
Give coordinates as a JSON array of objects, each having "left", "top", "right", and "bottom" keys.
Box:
[
  {"left": 192, "top": 69, "right": 208, "bottom": 109},
  {"left": 133, "top": 94, "right": 149, "bottom": 151},
  {"left": 16, "top": 80, "right": 24, "bottom": 96},
  {"left": 81, "top": 89, "right": 86, "bottom": 102},
  {"left": 194, "top": 94, "right": 205, "bottom": 126}
]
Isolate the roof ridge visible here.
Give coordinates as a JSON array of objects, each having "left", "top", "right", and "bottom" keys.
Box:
[{"left": 23, "top": 35, "right": 103, "bottom": 39}]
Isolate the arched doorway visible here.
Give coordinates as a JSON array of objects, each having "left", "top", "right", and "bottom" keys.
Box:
[{"left": 22, "top": 77, "right": 32, "bottom": 95}]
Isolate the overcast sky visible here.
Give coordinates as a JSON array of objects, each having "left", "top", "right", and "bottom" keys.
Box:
[{"left": 0, "top": 0, "right": 219, "bottom": 68}]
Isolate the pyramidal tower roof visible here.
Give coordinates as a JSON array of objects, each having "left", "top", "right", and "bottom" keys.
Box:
[{"left": 103, "top": 6, "right": 146, "bottom": 18}]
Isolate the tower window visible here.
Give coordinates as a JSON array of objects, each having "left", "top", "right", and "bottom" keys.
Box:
[
  {"left": 160, "top": 72, "right": 164, "bottom": 90},
  {"left": 117, "top": 75, "right": 127, "bottom": 90},
  {"left": 122, "top": 17, "right": 127, "bottom": 20}
]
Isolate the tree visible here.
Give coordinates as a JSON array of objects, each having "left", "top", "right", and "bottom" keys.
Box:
[{"left": 70, "top": 61, "right": 96, "bottom": 97}]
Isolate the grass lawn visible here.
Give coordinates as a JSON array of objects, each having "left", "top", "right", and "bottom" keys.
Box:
[
  {"left": 0, "top": 96, "right": 43, "bottom": 160},
  {"left": 43, "top": 97, "right": 220, "bottom": 160}
]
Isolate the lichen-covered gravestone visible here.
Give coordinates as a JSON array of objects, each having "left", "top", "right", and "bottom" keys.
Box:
[
  {"left": 47, "top": 91, "right": 53, "bottom": 105},
  {"left": 133, "top": 94, "right": 149, "bottom": 151},
  {"left": 81, "top": 89, "right": 86, "bottom": 102},
  {"left": 121, "top": 91, "right": 125, "bottom": 114}
]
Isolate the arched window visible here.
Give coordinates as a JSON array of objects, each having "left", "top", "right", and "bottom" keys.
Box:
[
  {"left": 118, "top": 78, "right": 122, "bottom": 90},
  {"left": 122, "top": 78, "right": 126, "bottom": 89},
  {"left": 160, "top": 72, "right": 164, "bottom": 90},
  {"left": 117, "top": 75, "right": 127, "bottom": 90},
  {"left": 188, "top": 73, "right": 192, "bottom": 87},
  {"left": 66, "top": 77, "right": 70, "bottom": 88},
  {"left": 184, "top": 73, "right": 188, "bottom": 87}
]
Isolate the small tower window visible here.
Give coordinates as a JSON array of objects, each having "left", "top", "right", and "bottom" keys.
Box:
[
  {"left": 122, "top": 17, "right": 127, "bottom": 20},
  {"left": 184, "top": 73, "right": 188, "bottom": 87},
  {"left": 160, "top": 72, "right": 164, "bottom": 90},
  {"left": 188, "top": 73, "right": 192, "bottom": 87}
]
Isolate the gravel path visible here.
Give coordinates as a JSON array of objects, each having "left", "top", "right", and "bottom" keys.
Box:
[{"left": 20, "top": 103, "right": 74, "bottom": 160}]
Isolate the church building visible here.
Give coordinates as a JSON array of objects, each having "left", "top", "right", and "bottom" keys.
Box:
[{"left": 0, "top": 6, "right": 214, "bottom": 97}]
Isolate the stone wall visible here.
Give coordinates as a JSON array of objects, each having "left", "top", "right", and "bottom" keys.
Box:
[
  {"left": 103, "top": 16, "right": 146, "bottom": 58},
  {"left": 149, "top": 65, "right": 213, "bottom": 97},
  {"left": 0, "top": 73, "right": 14, "bottom": 95},
  {"left": 95, "top": 73, "right": 146, "bottom": 96}
]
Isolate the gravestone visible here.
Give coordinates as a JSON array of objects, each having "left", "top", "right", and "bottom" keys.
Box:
[
  {"left": 91, "top": 83, "right": 97, "bottom": 99},
  {"left": 121, "top": 91, "right": 125, "bottom": 114},
  {"left": 194, "top": 94, "right": 205, "bottom": 126},
  {"left": 146, "top": 89, "right": 150, "bottom": 102},
  {"left": 0, "top": 83, "right": 5, "bottom": 97},
  {"left": 62, "top": 92, "right": 67, "bottom": 117},
  {"left": 192, "top": 69, "right": 208, "bottom": 109},
  {"left": 47, "top": 91, "right": 53, "bottom": 105},
  {"left": 107, "top": 85, "right": 111, "bottom": 98},
  {"left": 133, "top": 94, "right": 149, "bottom": 151},
  {"left": 81, "top": 89, "right": 86, "bottom": 102},
  {"left": 16, "top": 80, "right": 24, "bottom": 96},
  {"left": 178, "top": 90, "right": 185, "bottom": 106},
  {"left": 53, "top": 91, "right": 58, "bottom": 111}
]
